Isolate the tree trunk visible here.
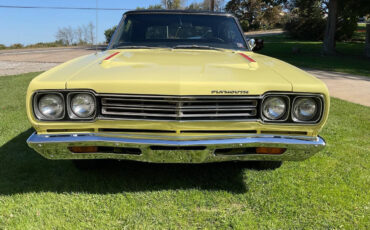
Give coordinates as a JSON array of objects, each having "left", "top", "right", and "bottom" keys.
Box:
[
  {"left": 210, "top": 0, "right": 215, "bottom": 12},
  {"left": 322, "top": 0, "right": 338, "bottom": 55},
  {"left": 365, "top": 23, "right": 370, "bottom": 58}
]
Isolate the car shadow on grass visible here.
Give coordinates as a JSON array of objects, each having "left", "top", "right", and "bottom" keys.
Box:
[{"left": 0, "top": 129, "right": 248, "bottom": 195}]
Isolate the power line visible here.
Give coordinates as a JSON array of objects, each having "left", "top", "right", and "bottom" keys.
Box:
[{"left": 0, "top": 5, "right": 134, "bottom": 11}]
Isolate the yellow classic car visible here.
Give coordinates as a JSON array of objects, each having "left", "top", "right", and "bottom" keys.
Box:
[{"left": 26, "top": 10, "right": 329, "bottom": 169}]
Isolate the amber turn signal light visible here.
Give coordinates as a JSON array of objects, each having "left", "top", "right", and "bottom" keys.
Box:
[
  {"left": 256, "top": 147, "right": 286, "bottom": 155},
  {"left": 68, "top": 146, "right": 98, "bottom": 153}
]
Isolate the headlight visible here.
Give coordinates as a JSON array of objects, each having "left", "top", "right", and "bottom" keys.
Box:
[
  {"left": 293, "top": 97, "right": 318, "bottom": 121},
  {"left": 262, "top": 97, "right": 287, "bottom": 120},
  {"left": 70, "top": 93, "right": 96, "bottom": 118},
  {"left": 37, "top": 94, "right": 64, "bottom": 119}
]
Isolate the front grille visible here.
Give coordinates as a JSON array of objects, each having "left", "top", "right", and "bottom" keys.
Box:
[{"left": 100, "top": 95, "right": 259, "bottom": 121}]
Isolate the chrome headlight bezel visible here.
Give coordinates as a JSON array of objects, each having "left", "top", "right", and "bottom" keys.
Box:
[
  {"left": 67, "top": 92, "right": 97, "bottom": 120},
  {"left": 291, "top": 96, "right": 323, "bottom": 123},
  {"left": 33, "top": 92, "right": 65, "bottom": 121},
  {"left": 261, "top": 95, "right": 290, "bottom": 122},
  {"left": 32, "top": 90, "right": 98, "bottom": 121},
  {"left": 260, "top": 93, "right": 324, "bottom": 124}
]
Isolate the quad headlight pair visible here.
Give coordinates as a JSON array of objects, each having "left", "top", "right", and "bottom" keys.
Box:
[
  {"left": 262, "top": 95, "right": 323, "bottom": 123},
  {"left": 34, "top": 92, "right": 96, "bottom": 120}
]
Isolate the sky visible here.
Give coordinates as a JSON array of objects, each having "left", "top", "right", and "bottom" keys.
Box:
[{"left": 0, "top": 0, "right": 209, "bottom": 46}]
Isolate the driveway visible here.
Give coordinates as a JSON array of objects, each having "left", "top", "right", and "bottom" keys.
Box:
[
  {"left": 0, "top": 47, "right": 96, "bottom": 76},
  {"left": 306, "top": 69, "right": 370, "bottom": 107},
  {"left": 244, "top": 29, "right": 284, "bottom": 37}
]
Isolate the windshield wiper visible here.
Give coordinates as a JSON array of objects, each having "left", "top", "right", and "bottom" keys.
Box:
[{"left": 172, "top": 45, "right": 223, "bottom": 51}]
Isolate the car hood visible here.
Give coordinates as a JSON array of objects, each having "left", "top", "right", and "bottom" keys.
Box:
[{"left": 31, "top": 49, "right": 327, "bottom": 95}]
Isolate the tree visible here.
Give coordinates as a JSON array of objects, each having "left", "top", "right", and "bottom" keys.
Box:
[
  {"left": 321, "top": 0, "right": 370, "bottom": 55},
  {"left": 322, "top": 0, "right": 338, "bottom": 55},
  {"left": 345, "top": 0, "right": 370, "bottom": 57},
  {"left": 75, "top": 26, "right": 84, "bottom": 44},
  {"left": 104, "top": 26, "right": 117, "bottom": 43},
  {"left": 202, "top": 0, "right": 225, "bottom": 11},
  {"left": 161, "top": 0, "right": 185, "bottom": 9},
  {"left": 55, "top": 23, "right": 95, "bottom": 46},
  {"left": 136, "top": 4, "right": 163, "bottom": 10},
  {"left": 147, "top": 4, "right": 164, "bottom": 9},
  {"left": 225, "top": 0, "right": 285, "bottom": 31},
  {"left": 187, "top": 0, "right": 224, "bottom": 11},
  {"left": 285, "top": 0, "right": 326, "bottom": 40},
  {"left": 80, "top": 22, "right": 95, "bottom": 45},
  {"left": 187, "top": 2, "right": 203, "bottom": 10},
  {"left": 87, "top": 22, "right": 95, "bottom": 45},
  {"left": 56, "top": 26, "right": 75, "bottom": 45},
  {"left": 366, "top": 23, "right": 370, "bottom": 58}
]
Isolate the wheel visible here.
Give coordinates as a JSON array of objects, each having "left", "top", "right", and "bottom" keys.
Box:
[
  {"left": 253, "top": 161, "right": 282, "bottom": 170},
  {"left": 73, "top": 160, "right": 99, "bottom": 170}
]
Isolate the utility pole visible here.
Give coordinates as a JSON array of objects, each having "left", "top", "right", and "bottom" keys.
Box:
[{"left": 210, "top": 0, "right": 215, "bottom": 12}]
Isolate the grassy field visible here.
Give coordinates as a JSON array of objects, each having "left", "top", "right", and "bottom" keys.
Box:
[
  {"left": 256, "top": 34, "right": 370, "bottom": 77},
  {"left": 0, "top": 72, "right": 369, "bottom": 229}
]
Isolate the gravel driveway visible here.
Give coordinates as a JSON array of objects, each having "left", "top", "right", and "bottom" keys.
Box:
[
  {"left": 0, "top": 61, "right": 59, "bottom": 76},
  {"left": 0, "top": 47, "right": 95, "bottom": 76}
]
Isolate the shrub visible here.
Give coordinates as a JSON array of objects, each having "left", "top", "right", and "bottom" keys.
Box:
[
  {"left": 285, "top": 16, "right": 326, "bottom": 41},
  {"left": 9, "top": 43, "right": 24, "bottom": 49},
  {"left": 0, "top": 44, "right": 6, "bottom": 49},
  {"left": 24, "top": 40, "right": 68, "bottom": 48},
  {"left": 336, "top": 17, "right": 358, "bottom": 41},
  {"left": 285, "top": 15, "right": 358, "bottom": 41}
]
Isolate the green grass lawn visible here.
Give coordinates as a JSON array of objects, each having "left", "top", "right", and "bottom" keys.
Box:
[
  {"left": 0, "top": 72, "right": 369, "bottom": 229},
  {"left": 256, "top": 34, "right": 370, "bottom": 77}
]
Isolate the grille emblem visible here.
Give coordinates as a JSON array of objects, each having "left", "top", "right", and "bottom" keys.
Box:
[{"left": 211, "top": 90, "right": 249, "bottom": 94}]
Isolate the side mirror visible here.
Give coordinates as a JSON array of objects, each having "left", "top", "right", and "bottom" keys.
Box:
[
  {"left": 247, "top": 38, "right": 256, "bottom": 50},
  {"left": 245, "top": 37, "right": 264, "bottom": 51}
]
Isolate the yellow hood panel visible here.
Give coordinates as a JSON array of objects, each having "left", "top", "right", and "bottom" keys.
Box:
[{"left": 64, "top": 49, "right": 293, "bottom": 95}]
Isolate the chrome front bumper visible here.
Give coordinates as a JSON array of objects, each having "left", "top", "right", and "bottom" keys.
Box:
[{"left": 27, "top": 132, "right": 325, "bottom": 163}]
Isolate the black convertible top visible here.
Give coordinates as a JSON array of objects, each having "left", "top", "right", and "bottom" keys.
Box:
[{"left": 124, "top": 10, "right": 234, "bottom": 17}]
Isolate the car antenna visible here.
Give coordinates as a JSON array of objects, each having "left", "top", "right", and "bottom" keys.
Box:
[{"left": 95, "top": 0, "right": 98, "bottom": 55}]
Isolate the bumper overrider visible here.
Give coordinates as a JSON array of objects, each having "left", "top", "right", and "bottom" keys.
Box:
[{"left": 27, "top": 132, "right": 325, "bottom": 163}]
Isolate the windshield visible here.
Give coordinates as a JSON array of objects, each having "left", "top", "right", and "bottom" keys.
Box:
[{"left": 108, "top": 13, "right": 248, "bottom": 50}]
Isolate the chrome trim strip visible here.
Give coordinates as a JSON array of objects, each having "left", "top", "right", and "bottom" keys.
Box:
[
  {"left": 101, "top": 110, "right": 257, "bottom": 118},
  {"left": 27, "top": 132, "right": 326, "bottom": 163},
  {"left": 101, "top": 94, "right": 261, "bottom": 99}
]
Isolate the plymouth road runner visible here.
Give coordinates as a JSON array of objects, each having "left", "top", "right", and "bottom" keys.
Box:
[{"left": 26, "top": 10, "right": 329, "bottom": 169}]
